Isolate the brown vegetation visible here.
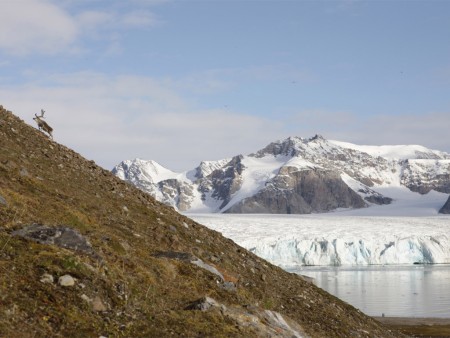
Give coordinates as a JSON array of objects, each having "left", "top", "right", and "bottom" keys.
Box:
[{"left": 0, "top": 106, "right": 401, "bottom": 337}]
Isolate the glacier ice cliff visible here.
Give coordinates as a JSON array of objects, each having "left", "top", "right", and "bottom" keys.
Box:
[
  {"left": 248, "top": 235, "right": 450, "bottom": 267},
  {"left": 189, "top": 214, "right": 450, "bottom": 267}
]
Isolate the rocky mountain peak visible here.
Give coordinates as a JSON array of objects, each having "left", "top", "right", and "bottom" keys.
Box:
[
  {"left": 113, "top": 133, "right": 450, "bottom": 214},
  {"left": 252, "top": 136, "right": 306, "bottom": 158},
  {"left": 308, "top": 134, "right": 325, "bottom": 142},
  {"left": 113, "top": 158, "right": 176, "bottom": 184},
  {"left": 195, "top": 159, "right": 230, "bottom": 179}
]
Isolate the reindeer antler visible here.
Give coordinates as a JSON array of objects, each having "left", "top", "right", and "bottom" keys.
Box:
[{"left": 39, "top": 109, "right": 45, "bottom": 118}]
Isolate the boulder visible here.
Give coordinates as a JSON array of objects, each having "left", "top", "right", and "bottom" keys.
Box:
[
  {"left": 12, "top": 224, "right": 96, "bottom": 256},
  {"left": 92, "top": 296, "right": 107, "bottom": 312},
  {"left": 40, "top": 273, "right": 54, "bottom": 284},
  {"left": 153, "top": 251, "right": 195, "bottom": 262},
  {"left": 58, "top": 274, "right": 75, "bottom": 287},
  {"left": 184, "top": 297, "right": 306, "bottom": 337},
  {"left": 185, "top": 296, "right": 221, "bottom": 311}
]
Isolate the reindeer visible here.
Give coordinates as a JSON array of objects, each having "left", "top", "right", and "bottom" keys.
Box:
[{"left": 33, "top": 109, "right": 53, "bottom": 139}]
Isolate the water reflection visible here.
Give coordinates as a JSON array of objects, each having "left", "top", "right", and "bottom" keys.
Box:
[{"left": 291, "top": 265, "right": 450, "bottom": 318}]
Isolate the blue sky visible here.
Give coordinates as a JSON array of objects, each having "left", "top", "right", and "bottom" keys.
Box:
[{"left": 1, "top": 0, "right": 450, "bottom": 171}]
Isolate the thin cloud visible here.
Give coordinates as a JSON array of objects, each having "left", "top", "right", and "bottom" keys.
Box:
[
  {"left": 2, "top": 74, "right": 449, "bottom": 171},
  {"left": 76, "top": 10, "right": 115, "bottom": 32},
  {"left": 0, "top": 0, "right": 78, "bottom": 55},
  {"left": 0, "top": 72, "right": 284, "bottom": 171},
  {"left": 0, "top": 0, "right": 163, "bottom": 56},
  {"left": 122, "top": 11, "right": 161, "bottom": 27},
  {"left": 169, "top": 64, "right": 315, "bottom": 96}
]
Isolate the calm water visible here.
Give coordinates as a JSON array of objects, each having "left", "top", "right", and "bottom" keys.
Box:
[{"left": 290, "top": 265, "right": 450, "bottom": 318}]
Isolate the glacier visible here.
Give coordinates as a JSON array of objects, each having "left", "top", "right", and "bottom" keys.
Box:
[
  {"left": 247, "top": 234, "right": 450, "bottom": 267},
  {"left": 188, "top": 214, "right": 450, "bottom": 267}
]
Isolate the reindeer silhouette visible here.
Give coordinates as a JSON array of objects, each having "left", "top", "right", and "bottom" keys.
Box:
[{"left": 33, "top": 109, "right": 53, "bottom": 139}]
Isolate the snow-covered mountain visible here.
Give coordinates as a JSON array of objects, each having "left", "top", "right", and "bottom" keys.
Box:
[{"left": 112, "top": 135, "right": 450, "bottom": 214}]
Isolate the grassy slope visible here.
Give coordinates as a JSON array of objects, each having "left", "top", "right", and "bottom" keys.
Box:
[{"left": 0, "top": 106, "right": 400, "bottom": 337}]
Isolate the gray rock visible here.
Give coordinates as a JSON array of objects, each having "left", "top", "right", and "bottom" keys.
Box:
[
  {"left": 401, "top": 159, "right": 450, "bottom": 194},
  {"left": 154, "top": 252, "right": 232, "bottom": 289},
  {"left": 221, "top": 281, "right": 237, "bottom": 292},
  {"left": 12, "top": 224, "right": 96, "bottom": 256},
  {"left": 0, "top": 195, "right": 6, "bottom": 206},
  {"left": 80, "top": 294, "right": 92, "bottom": 303},
  {"left": 40, "top": 273, "right": 54, "bottom": 284},
  {"left": 152, "top": 179, "right": 195, "bottom": 211},
  {"left": 226, "top": 168, "right": 366, "bottom": 214},
  {"left": 208, "top": 155, "right": 245, "bottom": 209},
  {"left": 364, "top": 195, "right": 393, "bottom": 205},
  {"left": 185, "top": 297, "right": 306, "bottom": 337},
  {"left": 191, "top": 259, "right": 224, "bottom": 281},
  {"left": 59, "top": 274, "right": 75, "bottom": 287},
  {"left": 92, "top": 296, "right": 107, "bottom": 312},
  {"left": 19, "top": 167, "right": 29, "bottom": 177},
  {"left": 153, "top": 251, "right": 195, "bottom": 262},
  {"left": 185, "top": 296, "right": 221, "bottom": 311},
  {"left": 262, "top": 310, "right": 304, "bottom": 338},
  {"left": 439, "top": 196, "right": 450, "bottom": 214}
]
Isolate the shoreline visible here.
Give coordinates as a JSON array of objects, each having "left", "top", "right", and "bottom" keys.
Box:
[
  {"left": 373, "top": 317, "right": 450, "bottom": 325},
  {"left": 373, "top": 317, "right": 450, "bottom": 337}
]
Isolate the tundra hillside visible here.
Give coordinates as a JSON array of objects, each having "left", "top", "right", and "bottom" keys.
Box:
[{"left": 0, "top": 106, "right": 400, "bottom": 337}]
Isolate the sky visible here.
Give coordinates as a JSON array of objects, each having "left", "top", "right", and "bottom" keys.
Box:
[{"left": 1, "top": 0, "right": 450, "bottom": 172}]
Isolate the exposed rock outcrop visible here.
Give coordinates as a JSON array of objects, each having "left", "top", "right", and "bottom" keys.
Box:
[
  {"left": 207, "top": 155, "right": 245, "bottom": 209},
  {"left": 185, "top": 296, "right": 307, "bottom": 338},
  {"left": 439, "top": 196, "right": 450, "bottom": 214},
  {"left": 12, "top": 224, "right": 96, "bottom": 256},
  {"left": 401, "top": 159, "right": 450, "bottom": 194},
  {"left": 114, "top": 135, "right": 450, "bottom": 214},
  {"left": 157, "top": 179, "right": 195, "bottom": 211},
  {"left": 226, "top": 168, "right": 365, "bottom": 214}
]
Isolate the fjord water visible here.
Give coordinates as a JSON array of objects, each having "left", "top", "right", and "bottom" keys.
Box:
[
  {"left": 188, "top": 213, "right": 450, "bottom": 318},
  {"left": 290, "top": 264, "right": 450, "bottom": 318}
]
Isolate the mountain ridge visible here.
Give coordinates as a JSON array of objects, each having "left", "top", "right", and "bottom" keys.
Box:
[{"left": 113, "top": 135, "right": 450, "bottom": 214}]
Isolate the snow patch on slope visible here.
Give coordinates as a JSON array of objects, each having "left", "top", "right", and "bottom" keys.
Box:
[
  {"left": 221, "top": 155, "right": 286, "bottom": 212},
  {"left": 188, "top": 190, "right": 223, "bottom": 213},
  {"left": 330, "top": 140, "right": 449, "bottom": 160}
]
